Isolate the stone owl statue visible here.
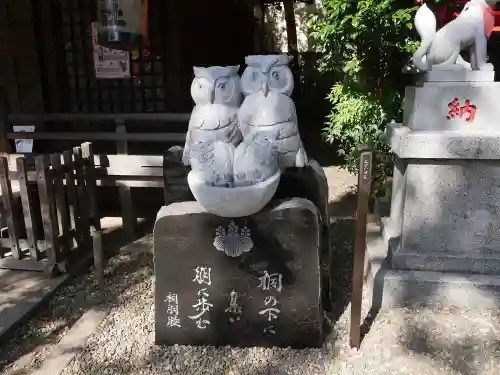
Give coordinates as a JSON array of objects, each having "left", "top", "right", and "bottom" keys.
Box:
[
  {"left": 182, "top": 65, "right": 243, "bottom": 166},
  {"left": 238, "top": 54, "right": 307, "bottom": 169}
]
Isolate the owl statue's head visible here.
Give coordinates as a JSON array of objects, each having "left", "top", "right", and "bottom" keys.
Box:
[
  {"left": 241, "top": 54, "right": 294, "bottom": 97},
  {"left": 190, "top": 65, "right": 241, "bottom": 106}
]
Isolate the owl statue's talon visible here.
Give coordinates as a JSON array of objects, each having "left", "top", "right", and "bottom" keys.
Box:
[
  {"left": 295, "top": 148, "right": 308, "bottom": 168},
  {"left": 233, "top": 131, "right": 280, "bottom": 187}
]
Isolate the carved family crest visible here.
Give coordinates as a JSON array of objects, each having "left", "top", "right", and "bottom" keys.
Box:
[{"left": 213, "top": 221, "right": 254, "bottom": 257}]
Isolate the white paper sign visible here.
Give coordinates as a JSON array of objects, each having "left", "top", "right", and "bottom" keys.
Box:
[
  {"left": 13, "top": 125, "right": 35, "bottom": 153},
  {"left": 91, "top": 23, "right": 130, "bottom": 79}
]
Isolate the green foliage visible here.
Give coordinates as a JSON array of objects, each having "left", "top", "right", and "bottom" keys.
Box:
[
  {"left": 309, "top": 0, "right": 433, "bottom": 196},
  {"left": 322, "top": 83, "right": 394, "bottom": 195}
]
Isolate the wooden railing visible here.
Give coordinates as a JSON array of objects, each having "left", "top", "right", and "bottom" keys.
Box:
[
  {"left": 0, "top": 111, "right": 191, "bottom": 239},
  {"left": 0, "top": 142, "right": 102, "bottom": 279},
  {"left": 5, "top": 113, "right": 189, "bottom": 143}
]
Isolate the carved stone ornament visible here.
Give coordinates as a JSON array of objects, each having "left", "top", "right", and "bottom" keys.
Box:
[
  {"left": 404, "top": 0, "right": 496, "bottom": 73},
  {"left": 213, "top": 221, "right": 254, "bottom": 257}
]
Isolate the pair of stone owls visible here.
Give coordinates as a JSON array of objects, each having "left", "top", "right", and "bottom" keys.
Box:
[{"left": 182, "top": 54, "right": 308, "bottom": 188}]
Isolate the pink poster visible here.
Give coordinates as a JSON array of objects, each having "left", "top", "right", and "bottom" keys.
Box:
[{"left": 91, "top": 23, "right": 130, "bottom": 79}]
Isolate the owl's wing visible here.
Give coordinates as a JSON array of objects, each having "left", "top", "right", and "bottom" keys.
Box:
[{"left": 182, "top": 130, "right": 192, "bottom": 166}]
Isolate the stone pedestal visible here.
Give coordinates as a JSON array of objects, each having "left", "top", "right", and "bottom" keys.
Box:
[
  {"left": 366, "top": 73, "right": 500, "bottom": 308},
  {"left": 154, "top": 198, "right": 323, "bottom": 348}
]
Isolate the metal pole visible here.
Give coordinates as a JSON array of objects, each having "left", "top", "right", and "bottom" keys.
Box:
[{"left": 349, "top": 150, "right": 373, "bottom": 349}]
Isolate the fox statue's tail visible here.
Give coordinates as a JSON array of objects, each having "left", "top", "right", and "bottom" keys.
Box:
[{"left": 411, "top": 3, "right": 437, "bottom": 72}]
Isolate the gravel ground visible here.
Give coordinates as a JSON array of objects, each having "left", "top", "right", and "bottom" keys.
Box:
[{"left": 2, "top": 166, "right": 500, "bottom": 375}]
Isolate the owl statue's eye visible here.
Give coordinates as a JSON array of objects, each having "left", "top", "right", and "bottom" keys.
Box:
[
  {"left": 218, "top": 82, "right": 227, "bottom": 91},
  {"left": 271, "top": 71, "right": 280, "bottom": 80}
]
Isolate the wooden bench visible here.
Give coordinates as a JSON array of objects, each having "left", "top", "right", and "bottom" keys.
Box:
[
  {"left": 0, "top": 143, "right": 102, "bottom": 281},
  {"left": 1, "top": 112, "right": 191, "bottom": 239}
]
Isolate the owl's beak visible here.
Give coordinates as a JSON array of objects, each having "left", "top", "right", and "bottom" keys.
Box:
[
  {"left": 209, "top": 87, "right": 215, "bottom": 104},
  {"left": 262, "top": 80, "right": 269, "bottom": 97}
]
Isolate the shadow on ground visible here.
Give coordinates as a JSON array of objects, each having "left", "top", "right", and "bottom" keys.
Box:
[
  {"left": 326, "top": 190, "right": 357, "bottom": 325},
  {"left": 0, "top": 218, "right": 155, "bottom": 375}
]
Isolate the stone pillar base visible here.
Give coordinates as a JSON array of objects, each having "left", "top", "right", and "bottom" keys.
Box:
[{"left": 365, "top": 218, "right": 500, "bottom": 309}]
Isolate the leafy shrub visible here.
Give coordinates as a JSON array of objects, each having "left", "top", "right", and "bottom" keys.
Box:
[
  {"left": 322, "top": 82, "right": 394, "bottom": 195},
  {"left": 309, "top": 0, "right": 426, "bottom": 196}
]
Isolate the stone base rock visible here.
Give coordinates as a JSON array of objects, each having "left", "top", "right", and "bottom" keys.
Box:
[{"left": 154, "top": 198, "right": 323, "bottom": 348}]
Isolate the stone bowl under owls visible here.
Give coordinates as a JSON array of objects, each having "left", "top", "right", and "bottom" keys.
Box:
[{"left": 187, "top": 169, "right": 281, "bottom": 217}]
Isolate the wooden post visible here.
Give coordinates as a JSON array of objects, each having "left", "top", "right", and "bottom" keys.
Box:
[
  {"left": 38, "top": 0, "right": 61, "bottom": 112},
  {"left": 35, "top": 155, "right": 59, "bottom": 274},
  {"left": 0, "top": 90, "right": 12, "bottom": 155},
  {"left": 283, "top": 0, "right": 300, "bottom": 91},
  {"left": 253, "top": 1, "right": 264, "bottom": 53},
  {"left": 82, "top": 142, "right": 103, "bottom": 285},
  {"left": 81, "top": 143, "right": 100, "bottom": 230},
  {"left": 350, "top": 150, "right": 373, "bottom": 349},
  {"left": 0, "top": 157, "right": 21, "bottom": 258},
  {"left": 50, "top": 153, "right": 71, "bottom": 261},
  {"left": 17, "top": 157, "right": 40, "bottom": 260},
  {"left": 73, "top": 146, "right": 90, "bottom": 247},
  {"left": 63, "top": 150, "right": 80, "bottom": 249},
  {"left": 116, "top": 121, "right": 136, "bottom": 238},
  {"left": 283, "top": 0, "right": 298, "bottom": 56}
]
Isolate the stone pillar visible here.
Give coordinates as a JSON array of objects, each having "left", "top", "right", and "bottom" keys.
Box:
[{"left": 367, "top": 70, "right": 500, "bottom": 308}]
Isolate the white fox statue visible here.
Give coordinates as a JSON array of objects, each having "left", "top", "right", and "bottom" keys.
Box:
[{"left": 404, "top": 0, "right": 496, "bottom": 73}]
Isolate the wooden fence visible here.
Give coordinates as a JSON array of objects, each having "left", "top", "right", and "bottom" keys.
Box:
[
  {"left": 0, "top": 111, "right": 190, "bottom": 239},
  {"left": 0, "top": 142, "right": 102, "bottom": 279}
]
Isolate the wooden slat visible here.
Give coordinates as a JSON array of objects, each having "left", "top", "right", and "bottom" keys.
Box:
[
  {"left": 94, "top": 154, "right": 180, "bottom": 176},
  {"left": 7, "top": 171, "right": 182, "bottom": 188},
  {"left": 62, "top": 151, "right": 78, "bottom": 250},
  {"left": 0, "top": 157, "right": 21, "bottom": 259},
  {"left": 0, "top": 1, "right": 7, "bottom": 22},
  {"left": 7, "top": 112, "right": 190, "bottom": 123},
  {"left": 82, "top": 142, "right": 103, "bottom": 286},
  {"left": 7, "top": 154, "right": 186, "bottom": 177},
  {"left": 36, "top": 155, "right": 59, "bottom": 272},
  {"left": 165, "top": 0, "right": 183, "bottom": 110},
  {"left": 73, "top": 147, "right": 90, "bottom": 246},
  {"left": 0, "top": 257, "right": 49, "bottom": 272},
  {"left": 38, "top": 0, "right": 61, "bottom": 112},
  {"left": 17, "top": 157, "right": 41, "bottom": 260},
  {"left": 0, "top": 237, "right": 46, "bottom": 250},
  {"left": 50, "top": 153, "right": 71, "bottom": 259},
  {"left": 4, "top": 153, "right": 189, "bottom": 187},
  {"left": 116, "top": 123, "right": 136, "bottom": 238},
  {"left": 81, "top": 143, "right": 100, "bottom": 230},
  {"left": 0, "top": 90, "right": 13, "bottom": 153},
  {"left": 9, "top": 0, "right": 44, "bottom": 113},
  {"left": 91, "top": 226, "right": 103, "bottom": 285},
  {"left": 6, "top": 132, "right": 186, "bottom": 142}
]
